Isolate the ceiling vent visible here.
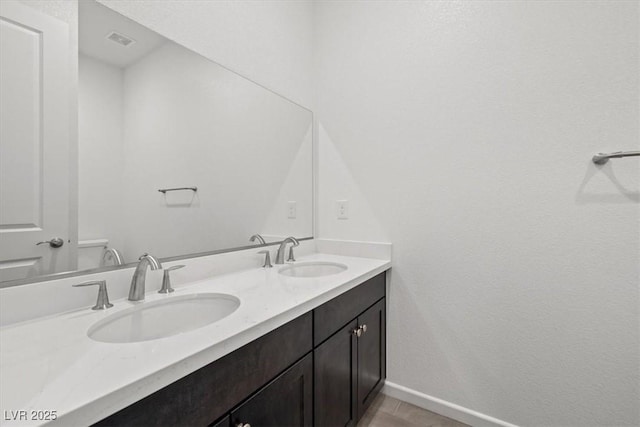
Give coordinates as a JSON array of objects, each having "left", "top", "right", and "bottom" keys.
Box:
[{"left": 106, "top": 31, "right": 136, "bottom": 47}]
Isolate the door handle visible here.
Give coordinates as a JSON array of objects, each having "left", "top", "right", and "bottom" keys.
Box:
[{"left": 36, "top": 237, "right": 64, "bottom": 248}]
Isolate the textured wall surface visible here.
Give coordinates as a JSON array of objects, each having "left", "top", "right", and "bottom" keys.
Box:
[
  {"left": 97, "top": 0, "right": 314, "bottom": 108},
  {"left": 314, "top": 1, "right": 639, "bottom": 426}
]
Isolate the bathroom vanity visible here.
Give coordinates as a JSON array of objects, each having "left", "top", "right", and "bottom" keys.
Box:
[
  {"left": 95, "top": 272, "right": 385, "bottom": 427},
  {"left": 0, "top": 249, "right": 390, "bottom": 427}
]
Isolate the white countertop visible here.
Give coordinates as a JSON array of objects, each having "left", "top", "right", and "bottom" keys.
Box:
[{"left": 0, "top": 253, "right": 390, "bottom": 426}]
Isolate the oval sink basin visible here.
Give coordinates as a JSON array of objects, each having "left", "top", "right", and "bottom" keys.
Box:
[
  {"left": 279, "top": 262, "right": 348, "bottom": 278},
  {"left": 88, "top": 293, "right": 240, "bottom": 344}
]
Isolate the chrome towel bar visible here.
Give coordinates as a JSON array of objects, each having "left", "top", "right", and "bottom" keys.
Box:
[
  {"left": 158, "top": 187, "right": 198, "bottom": 194},
  {"left": 592, "top": 151, "right": 640, "bottom": 165}
]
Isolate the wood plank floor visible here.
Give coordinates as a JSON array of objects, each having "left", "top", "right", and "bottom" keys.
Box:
[{"left": 358, "top": 394, "right": 470, "bottom": 427}]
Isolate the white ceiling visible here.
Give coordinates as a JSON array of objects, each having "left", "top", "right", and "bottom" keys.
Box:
[{"left": 79, "top": 0, "right": 167, "bottom": 68}]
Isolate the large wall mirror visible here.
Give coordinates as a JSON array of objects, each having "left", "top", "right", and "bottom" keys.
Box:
[{"left": 0, "top": 1, "right": 312, "bottom": 285}]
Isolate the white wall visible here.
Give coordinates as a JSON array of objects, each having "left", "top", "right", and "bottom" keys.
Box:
[
  {"left": 261, "top": 125, "right": 313, "bottom": 241},
  {"left": 97, "top": 0, "right": 314, "bottom": 109},
  {"left": 78, "top": 54, "right": 125, "bottom": 268},
  {"left": 314, "top": 1, "right": 639, "bottom": 426}
]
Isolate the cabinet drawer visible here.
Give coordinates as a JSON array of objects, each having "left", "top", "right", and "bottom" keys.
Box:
[
  {"left": 231, "top": 353, "right": 313, "bottom": 427},
  {"left": 94, "top": 312, "right": 312, "bottom": 427},
  {"left": 314, "top": 272, "right": 385, "bottom": 346}
]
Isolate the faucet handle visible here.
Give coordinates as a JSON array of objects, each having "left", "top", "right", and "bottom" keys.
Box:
[
  {"left": 287, "top": 246, "right": 296, "bottom": 262},
  {"left": 159, "top": 265, "right": 185, "bottom": 294},
  {"left": 73, "top": 280, "right": 113, "bottom": 310},
  {"left": 258, "top": 250, "right": 273, "bottom": 268}
]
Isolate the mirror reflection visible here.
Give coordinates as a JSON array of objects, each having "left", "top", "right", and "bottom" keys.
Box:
[
  {"left": 0, "top": 1, "right": 312, "bottom": 284},
  {"left": 78, "top": 1, "right": 313, "bottom": 269}
]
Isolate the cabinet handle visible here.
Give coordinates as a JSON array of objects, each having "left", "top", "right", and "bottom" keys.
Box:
[
  {"left": 236, "top": 423, "right": 250, "bottom": 427},
  {"left": 361, "top": 324, "right": 367, "bottom": 333},
  {"left": 352, "top": 327, "right": 362, "bottom": 337}
]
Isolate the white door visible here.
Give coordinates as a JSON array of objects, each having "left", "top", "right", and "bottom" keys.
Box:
[{"left": 0, "top": 1, "right": 72, "bottom": 283}]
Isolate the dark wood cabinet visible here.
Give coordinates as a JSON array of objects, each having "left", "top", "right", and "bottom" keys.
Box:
[
  {"left": 210, "top": 416, "right": 230, "bottom": 427},
  {"left": 94, "top": 271, "right": 387, "bottom": 427},
  {"left": 314, "top": 273, "right": 385, "bottom": 346},
  {"left": 314, "top": 273, "right": 387, "bottom": 426},
  {"left": 94, "top": 313, "right": 312, "bottom": 427},
  {"left": 232, "top": 354, "right": 313, "bottom": 427},
  {"left": 356, "top": 298, "right": 386, "bottom": 419}
]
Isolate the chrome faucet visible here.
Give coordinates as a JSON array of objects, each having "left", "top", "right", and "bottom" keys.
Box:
[
  {"left": 128, "top": 253, "right": 162, "bottom": 301},
  {"left": 101, "top": 247, "right": 124, "bottom": 267},
  {"left": 249, "top": 234, "right": 266, "bottom": 245},
  {"left": 275, "top": 237, "right": 299, "bottom": 264}
]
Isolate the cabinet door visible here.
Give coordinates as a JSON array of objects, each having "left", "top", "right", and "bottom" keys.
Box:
[
  {"left": 357, "top": 298, "right": 386, "bottom": 419},
  {"left": 314, "top": 320, "right": 358, "bottom": 427},
  {"left": 231, "top": 353, "right": 312, "bottom": 427}
]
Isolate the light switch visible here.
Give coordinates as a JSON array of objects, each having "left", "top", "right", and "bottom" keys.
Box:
[
  {"left": 287, "top": 201, "right": 297, "bottom": 219},
  {"left": 336, "top": 200, "right": 349, "bottom": 219}
]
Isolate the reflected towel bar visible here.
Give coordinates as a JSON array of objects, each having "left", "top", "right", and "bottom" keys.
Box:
[
  {"left": 592, "top": 151, "right": 640, "bottom": 165},
  {"left": 158, "top": 187, "right": 198, "bottom": 194}
]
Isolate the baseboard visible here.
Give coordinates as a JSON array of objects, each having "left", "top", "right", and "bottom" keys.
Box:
[{"left": 382, "top": 381, "right": 519, "bottom": 427}]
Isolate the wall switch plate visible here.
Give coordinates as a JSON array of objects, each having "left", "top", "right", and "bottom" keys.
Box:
[
  {"left": 336, "top": 200, "right": 349, "bottom": 219},
  {"left": 287, "top": 201, "right": 297, "bottom": 219}
]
